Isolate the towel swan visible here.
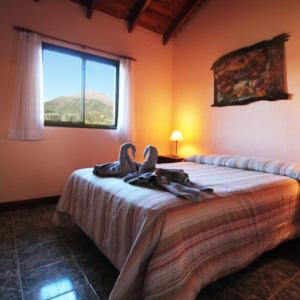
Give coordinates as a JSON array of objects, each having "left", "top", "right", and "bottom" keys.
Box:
[
  {"left": 93, "top": 143, "right": 138, "bottom": 177},
  {"left": 138, "top": 145, "right": 158, "bottom": 173}
]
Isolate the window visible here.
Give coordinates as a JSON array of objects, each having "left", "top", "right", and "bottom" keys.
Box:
[{"left": 42, "top": 43, "right": 119, "bottom": 129}]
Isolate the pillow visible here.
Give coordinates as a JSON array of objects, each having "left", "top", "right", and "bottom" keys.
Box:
[{"left": 186, "top": 154, "right": 300, "bottom": 180}]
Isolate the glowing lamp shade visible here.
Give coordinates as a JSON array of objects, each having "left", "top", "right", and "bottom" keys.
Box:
[
  {"left": 169, "top": 130, "right": 184, "bottom": 142},
  {"left": 169, "top": 130, "right": 184, "bottom": 156}
]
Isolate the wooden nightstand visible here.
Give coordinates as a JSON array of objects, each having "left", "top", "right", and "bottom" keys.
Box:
[{"left": 157, "top": 155, "right": 184, "bottom": 164}]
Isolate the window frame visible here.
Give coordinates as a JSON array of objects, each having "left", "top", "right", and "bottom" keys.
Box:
[{"left": 42, "top": 42, "right": 119, "bottom": 129}]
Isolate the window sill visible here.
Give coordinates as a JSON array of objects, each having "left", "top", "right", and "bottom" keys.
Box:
[{"left": 44, "top": 122, "right": 117, "bottom": 130}]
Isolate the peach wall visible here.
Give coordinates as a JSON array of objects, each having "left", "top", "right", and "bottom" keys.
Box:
[
  {"left": 172, "top": 0, "right": 300, "bottom": 162},
  {"left": 0, "top": 0, "right": 173, "bottom": 202}
]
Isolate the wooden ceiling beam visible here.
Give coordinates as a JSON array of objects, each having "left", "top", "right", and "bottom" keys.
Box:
[
  {"left": 86, "top": 0, "right": 96, "bottom": 19},
  {"left": 127, "top": 0, "right": 152, "bottom": 33},
  {"left": 163, "top": 0, "right": 206, "bottom": 45}
]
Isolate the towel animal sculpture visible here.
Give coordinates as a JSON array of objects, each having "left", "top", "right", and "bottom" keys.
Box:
[
  {"left": 137, "top": 145, "right": 158, "bottom": 173},
  {"left": 124, "top": 168, "right": 213, "bottom": 202},
  {"left": 94, "top": 144, "right": 213, "bottom": 202},
  {"left": 93, "top": 143, "right": 139, "bottom": 177}
]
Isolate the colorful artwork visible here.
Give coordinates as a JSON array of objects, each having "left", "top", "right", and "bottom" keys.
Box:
[{"left": 211, "top": 34, "right": 290, "bottom": 107}]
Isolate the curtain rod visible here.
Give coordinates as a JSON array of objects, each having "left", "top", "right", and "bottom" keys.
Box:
[{"left": 13, "top": 25, "right": 137, "bottom": 61}]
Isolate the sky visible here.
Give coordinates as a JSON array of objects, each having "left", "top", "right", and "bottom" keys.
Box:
[{"left": 43, "top": 49, "right": 116, "bottom": 102}]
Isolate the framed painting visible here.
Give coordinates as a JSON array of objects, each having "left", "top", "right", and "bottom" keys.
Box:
[{"left": 211, "top": 33, "right": 290, "bottom": 107}]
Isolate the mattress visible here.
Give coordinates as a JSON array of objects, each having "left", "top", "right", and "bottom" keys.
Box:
[{"left": 54, "top": 160, "right": 300, "bottom": 300}]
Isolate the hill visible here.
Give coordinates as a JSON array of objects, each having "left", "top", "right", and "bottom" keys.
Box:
[{"left": 44, "top": 91, "right": 114, "bottom": 125}]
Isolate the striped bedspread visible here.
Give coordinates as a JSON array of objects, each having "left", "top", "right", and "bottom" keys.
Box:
[{"left": 54, "top": 161, "right": 300, "bottom": 300}]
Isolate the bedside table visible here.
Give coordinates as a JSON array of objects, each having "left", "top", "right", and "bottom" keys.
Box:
[{"left": 157, "top": 155, "right": 184, "bottom": 164}]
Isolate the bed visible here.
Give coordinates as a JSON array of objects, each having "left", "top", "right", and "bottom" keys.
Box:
[{"left": 53, "top": 155, "right": 300, "bottom": 300}]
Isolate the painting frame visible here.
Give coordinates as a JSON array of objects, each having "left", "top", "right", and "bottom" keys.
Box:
[{"left": 211, "top": 33, "right": 290, "bottom": 107}]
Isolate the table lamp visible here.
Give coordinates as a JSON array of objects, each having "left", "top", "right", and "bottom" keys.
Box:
[{"left": 169, "top": 130, "right": 184, "bottom": 157}]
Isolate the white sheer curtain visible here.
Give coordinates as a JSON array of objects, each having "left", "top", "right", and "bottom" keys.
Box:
[
  {"left": 8, "top": 31, "right": 44, "bottom": 141},
  {"left": 112, "top": 57, "right": 135, "bottom": 142}
]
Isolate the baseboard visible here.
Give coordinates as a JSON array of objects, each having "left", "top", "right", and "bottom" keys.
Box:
[{"left": 0, "top": 195, "right": 60, "bottom": 211}]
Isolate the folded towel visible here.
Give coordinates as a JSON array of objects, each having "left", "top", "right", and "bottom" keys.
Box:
[
  {"left": 138, "top": 145, "right": 158, "bottom": 173},
  {"left": 124, "top": 168, "right": 213, "bottom": 202},
  {"left": 93, "top": 143, "right": 139, "bottom": 177}
]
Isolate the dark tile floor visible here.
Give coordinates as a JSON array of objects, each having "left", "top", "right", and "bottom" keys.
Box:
[{"left": 0, "top": 203, "right": 300, "bottom": 300}]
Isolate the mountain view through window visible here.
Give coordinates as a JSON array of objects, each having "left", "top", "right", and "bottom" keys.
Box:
[{"left": 42, "top": 43, "right": 119, "bottom": 128}]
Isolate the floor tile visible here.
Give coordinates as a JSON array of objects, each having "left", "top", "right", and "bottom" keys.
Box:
[
  {"left": 203, "top": 290, "right": 244, "bottom": 300},
  {"left": 56, "top": 223, "right": 87, "bottom": 242},
  {"left": 13, "top": 213, "right": 55, "bottom": 229},
  {"left": 76, "top": 251, "right": 118, "bottom": 279},
  {"left": 76, "top": 284, "right": 99, "bottom": 300},
  {"left": 0, "top": 250, "right": 18, "bottom": 279},
  {"left": 198, "top": 279, "right": 245, "bottom": 300},
  {"left": 0, "top": 225, "right": 15, "bottom": 252},
  {"left": 12, "top": 204, "right": 55, "bottom": 221},
  {"left": 0, "top": 211, "right": 12, "bottom": 227},
  {"left": 12, "top": 205, "right": 56, "bottom": 233},
  {"left": 84, "top": 275, "right": 116, "bottom": 300},
  {"left": 198, "top": 278, "right": 227, "bottom": 295},
  {"left": 272, "top": 283, "right": 300, "bottom": 300},
  {"left": 14, "top": 224, "right": 60, "bottom": 249},
  {"left": 224, "top": 269, "right": 280, "bottom": 299},
  {"left": 257, "top": 257, "right": 300, "bottom": 282},
  {"left": 66, "top": 237, "right": 100, "bottom": 257},
  {"left": 0, "top": 275, "right": 22, "bottom": 300},
  {"left": 21, "top": 259, "right": 91, "bottom": 300},
  {"left": 35, "top": 203, "right": 56, "bottom": 216},
  {"left": 291, "top": 272, "right": 300, "bottom": 286},
  {"left": 11, "top": 207, "right": 34, "bottom": 221},
  {"left": 75, "top": 252, "right": 118, "bottom": 299},
  {"left": 49, "top": 283, "right": 99, "bottom": 300},
  {"left": 19, "top": 240, "right": 70, "bottom": 272}
]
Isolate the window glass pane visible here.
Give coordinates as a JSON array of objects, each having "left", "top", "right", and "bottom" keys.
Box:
[
  {"left": 43, "top": 49, "right": 82, "bottom": 123},
  {"left": 85, "top": 59, "right": 117, "bottom": 126}
]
